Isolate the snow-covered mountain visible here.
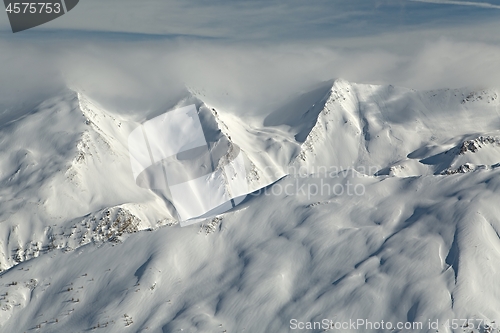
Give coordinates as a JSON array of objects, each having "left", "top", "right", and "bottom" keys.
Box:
[{"left": 1, "top": 79, "right": 500, "bottom": 332}]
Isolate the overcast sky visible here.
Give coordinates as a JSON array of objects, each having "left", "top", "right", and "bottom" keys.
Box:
[
  {"left": 1, "top": 0, "right": 500, "bottom": 115},
  {"left": 1, "top": 0, "right": 500, "bottom": 40}
]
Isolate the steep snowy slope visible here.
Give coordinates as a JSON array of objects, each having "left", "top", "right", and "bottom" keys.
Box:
[
  {"left": 1, "top": 80, "right": 500, "bottom": 332},
  {"left": 279, "top": 80, "right": 500, "bottom": 177},
  {"left": 0, "top": 91, "right": 173, "bottom": 272},
  {"left": 0, "top": 91, "right": 284, "bottom": 272}
]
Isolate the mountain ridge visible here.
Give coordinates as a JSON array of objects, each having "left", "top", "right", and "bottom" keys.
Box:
[{"left": 2, "top": 80, "right": 500, "bottom": 332}]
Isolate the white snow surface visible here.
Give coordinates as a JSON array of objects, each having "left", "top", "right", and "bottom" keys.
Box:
[{"left": 1, "top": 79, "right": 500, "bottom": 332}]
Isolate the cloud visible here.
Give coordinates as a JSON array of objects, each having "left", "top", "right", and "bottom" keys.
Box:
[
  {"left": 1, "top": 2, "right": 500, "bottom": 117},
  {"left": 1, "top": 32, "right": 500, "bottom": 120},
  {"left": 411, "top": 0, "right": 500, "bottom": 9}
]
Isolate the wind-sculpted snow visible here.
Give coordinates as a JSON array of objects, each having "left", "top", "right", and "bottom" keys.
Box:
[
  {"left": 1, "top": 80, "right": 500, "bottom": 332},
  {"left": 1, "top": 169, "right": 500, "bottom": 332}
]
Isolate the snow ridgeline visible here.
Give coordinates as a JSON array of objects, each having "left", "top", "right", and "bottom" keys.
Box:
[
  {"left": 0, "top": 90, "right": 279, "bottom": 271},
  {"left": 0, "top": 80, "right": 500, "bottom": 332},
  {"left": 2, "top": 80, "right": 500, "bottom": 270}
]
